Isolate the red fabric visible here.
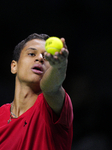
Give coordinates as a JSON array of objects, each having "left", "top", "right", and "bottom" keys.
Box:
[{"left": 0, "top": 93, "right": 73, "bottom": 150}]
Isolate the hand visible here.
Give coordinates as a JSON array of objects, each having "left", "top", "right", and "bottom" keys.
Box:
[{"left": 44, "top": 38, "right": 69, "bottom": 69}]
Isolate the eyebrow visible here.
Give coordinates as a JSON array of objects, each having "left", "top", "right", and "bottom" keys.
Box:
[{"left": 26, "top": 47, "right": 37, "bottom": 51}]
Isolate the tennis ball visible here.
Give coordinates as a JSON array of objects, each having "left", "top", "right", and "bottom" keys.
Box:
[{"left": 45, "top": 37, "right": 63, "bottom": 55}]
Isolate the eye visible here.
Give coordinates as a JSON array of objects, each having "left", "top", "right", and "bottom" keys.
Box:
[{"left": 28, "top": 53, "right": 35, "bottom": 56}]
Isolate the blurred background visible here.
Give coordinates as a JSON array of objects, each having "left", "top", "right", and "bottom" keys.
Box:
[{"left": 0, "top": 0, "right": 112, "bottom": 149}]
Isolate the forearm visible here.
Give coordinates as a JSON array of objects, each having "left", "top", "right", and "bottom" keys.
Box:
[{"left": 40, "top": 66, "right": 66, "bottom": 93}]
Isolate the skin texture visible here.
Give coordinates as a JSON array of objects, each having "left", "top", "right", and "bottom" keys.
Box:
[{"left": 11, "top": 38, "right": 69, "bottom": 116}]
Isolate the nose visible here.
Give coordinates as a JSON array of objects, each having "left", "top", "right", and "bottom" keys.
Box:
[{"left": 35, "top": 53, "right": 44, "bottom": 63}]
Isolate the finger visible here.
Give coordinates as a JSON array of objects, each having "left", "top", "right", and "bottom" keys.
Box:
[
  {"left": 44, "top": 52, "right": 59, "bottom": 65},
  {"left": 44, "top": 52, "right": 53, "bottom": 61},
  {"left": 60, "top": 48, "right": 69, "bottom": 58},
  {"left": 60, "top": 38, "right": 67, "bottom": 49}
]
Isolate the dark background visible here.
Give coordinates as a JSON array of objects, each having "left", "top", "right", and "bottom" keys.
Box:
[{"left": 0, "top": 0, "right": 112, "bottom": 149}]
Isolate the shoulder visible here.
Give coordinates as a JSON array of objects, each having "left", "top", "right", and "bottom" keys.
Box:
[
  {"left": 0, "top": 103, "right": 10, "bottom": 113},
  {"left": 42, "top": 91, "right": 73, "bottom": 128},
  {"left": 0, "top": 103, "right": 10, "bottom": 108}
]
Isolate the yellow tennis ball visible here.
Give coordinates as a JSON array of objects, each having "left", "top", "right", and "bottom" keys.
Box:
[{"left": 45, "top": 37, "right": 63, "bottom": 55}]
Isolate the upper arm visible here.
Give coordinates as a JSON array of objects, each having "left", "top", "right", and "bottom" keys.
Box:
[{"left": 43, "top": 91, "right": 73, "bottom": 128}]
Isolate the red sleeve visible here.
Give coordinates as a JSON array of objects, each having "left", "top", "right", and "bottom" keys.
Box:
[{"left": 43, "top": 92, "right": 73, "bottom": 128}]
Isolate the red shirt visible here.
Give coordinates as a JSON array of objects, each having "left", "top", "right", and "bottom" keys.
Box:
[{"left": 0, "top": 93, "right": 73, "bottom": 150}]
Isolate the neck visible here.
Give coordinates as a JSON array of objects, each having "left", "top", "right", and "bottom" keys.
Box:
[{"left": 12, "top": 78, "right": 41, "bottom": 117}]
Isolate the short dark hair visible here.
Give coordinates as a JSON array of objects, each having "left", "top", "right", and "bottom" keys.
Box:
[{"left": 12, "top": 33, "right": 49, "bottom": 61}]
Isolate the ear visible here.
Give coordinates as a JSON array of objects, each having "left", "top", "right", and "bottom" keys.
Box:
[{"left": 11, "top": 60, "right": 17, "bottom": 74}]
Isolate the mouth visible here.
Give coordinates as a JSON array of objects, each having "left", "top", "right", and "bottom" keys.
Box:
[{"left": 31, "top": 64, "right": 44, "bottom": 75}]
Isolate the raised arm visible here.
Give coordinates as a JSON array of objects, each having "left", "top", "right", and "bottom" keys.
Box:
[{"left": 40, "top": 38, "right": 69, "bottom": 115}]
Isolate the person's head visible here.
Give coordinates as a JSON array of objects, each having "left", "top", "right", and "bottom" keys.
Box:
[
  {"left": 11, "top": 33, "right": 51, "bottom": 90},
  {"left": 12, "top": 33, "right": 49, "bottom": 62}
]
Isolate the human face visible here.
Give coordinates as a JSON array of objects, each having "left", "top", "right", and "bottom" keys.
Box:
[{"left": 11, "top": 39, "right": 50, "bottom": 84}]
